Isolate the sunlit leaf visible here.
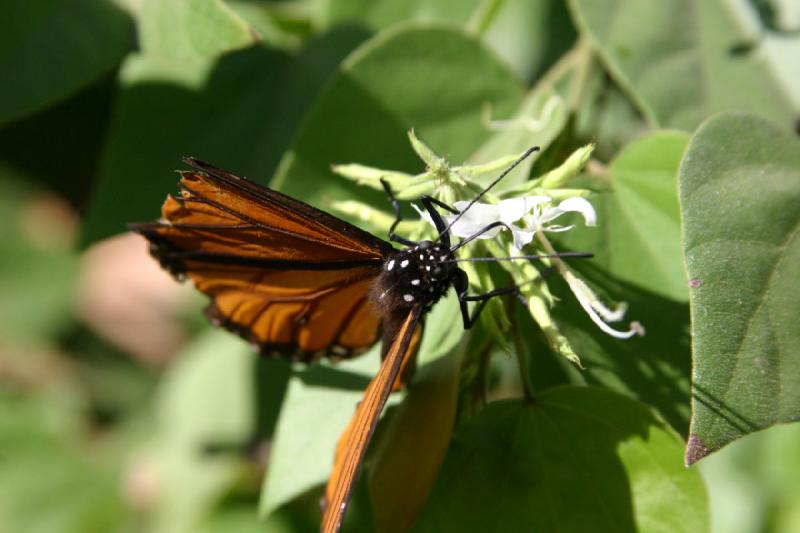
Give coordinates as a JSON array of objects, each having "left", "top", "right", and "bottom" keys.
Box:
[
  {"left": 415, "top": 387, "right": 709, "bottom": 532},
  {"left": 568, "top": 0, "right": 797, "bottom": 130},
  {"left": 679, "top": 113, "right": 800, "bottom": 463},
  {"left": 139, "top": 0, "right": 256, "bottom": 60},
  {"left": 260, "top": 350, "right": 382, "bottom": 517}
]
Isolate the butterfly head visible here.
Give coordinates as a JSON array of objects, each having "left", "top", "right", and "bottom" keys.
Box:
[{"left": 372, "top": 240, "right": 455, "bottom": 312}]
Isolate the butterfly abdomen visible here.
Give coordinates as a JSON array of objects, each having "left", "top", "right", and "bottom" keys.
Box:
[{"left": 370, "top": 240, "right": 454, "bottom": 313}]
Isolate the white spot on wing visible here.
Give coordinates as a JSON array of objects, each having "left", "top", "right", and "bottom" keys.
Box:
[
  {"left": 403, "top": 294, "right": 414, "bottom": 302},
  {"left": 411, "top": 279, "right": 420, "bottom": 286},
  {"left": 387, "top": 259, "right": 395, "bottom": 271},
  {"left": 400, "top": 259, "right": 409, "bottom": 268}
]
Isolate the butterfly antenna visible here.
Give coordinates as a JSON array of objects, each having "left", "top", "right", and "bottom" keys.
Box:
[
  {"left": 443, "top": 251, "right": 593, "bottom": 263},
  {"left": 436, "top": 146, "right": 540, "bottom": 244}
]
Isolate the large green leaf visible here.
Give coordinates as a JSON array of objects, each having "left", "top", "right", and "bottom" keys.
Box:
[
  {"left": 259, "top": 350, "right": 381, "bottom": 517},
  {"left": 324, "top": 0, "right": 577, "bottom": 84},
  {"left": 679, "top": 113, "right": 800, "bottom": 463},
  {"left": 562, "top": 131, "right": 690, "bottom": 301},
  {"left": 272, "top": 25, "right": 523, "bottom": 205},
  {"left": 482, "top": 0, "right": 577, "bottom": 83},
  {"left": 414, "top": 387, "right": 708, "bottom": 532},
  {"left": 82, "top": 26, "right": 368, "bottom": 245},
  {"left": 0, "top": 0, "right": 134, "bottom": 123},
  {"left": 567, "top": 0, "right": 797, "bottom": 131},
  {"left": 139, "top": 0, "right": 256, "bottom": 60}
]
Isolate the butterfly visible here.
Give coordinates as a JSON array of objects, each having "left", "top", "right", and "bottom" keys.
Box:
[{"left": 130, "top": 150, "right": 589, "bottom": 532}]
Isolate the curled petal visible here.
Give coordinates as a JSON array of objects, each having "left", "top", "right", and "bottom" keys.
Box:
[
  {"left": 564, "top": 271, "right": 643, "bottom": 339},
  {"left": 541, "top": 197, "right": 597, "bottom": 227},
  {"left": 510, "top": 225, "right": 535, "bottom": 249},
  {"left": 542, "top": 224, "right": 574, "bottom": 233}
]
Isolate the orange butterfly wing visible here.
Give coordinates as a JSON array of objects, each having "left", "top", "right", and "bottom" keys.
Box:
[
  {"left": 322, "top": 306, "right": 424, "bottom": 533},
  {"left": 131, "top": 158, "right": 395, "bottom": 360}
]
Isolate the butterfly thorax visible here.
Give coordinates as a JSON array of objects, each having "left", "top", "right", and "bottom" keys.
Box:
[{"left": 371, "top": 240, "right": 455, "bottom": 312}]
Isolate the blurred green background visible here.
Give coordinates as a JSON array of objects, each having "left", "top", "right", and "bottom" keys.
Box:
[{"left": 1, "top": 0, "right": 799, "bottom": 532}]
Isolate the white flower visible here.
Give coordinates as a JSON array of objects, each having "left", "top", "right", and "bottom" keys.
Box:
[
  {"left": 415, "top": 193, "right": 643, "bottom": 341},
  {"left": 563, "top": 271, "right": 645, "bottom": 339},
  {"left": 417, "top": 195, "right": 597, "bottom": 250}
]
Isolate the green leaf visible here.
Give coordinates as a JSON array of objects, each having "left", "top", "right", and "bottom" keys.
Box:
[
  {"left": 139, "top": 0, "right": 256, "bottom": 60},
  {"left": 259, "top": 350, "right": 382, "bottom": 517},
  {"left": 82, "top": 26, "right": 368, "bottom": 245},
  {"left": 324, "top": 0, "right": 577, "bottom": 84},
  {"left": 564, "top": 131, "right": 691, "bottom": 301},
  {"left": 415, "top": 387, "right": 709, "bottom": 532},
  {"left": 469, "top": 85, "right": 569, "bottom": 188},
  {"left": 572, "top": 63, "right": 650, "bottom": 162},
  {"left": 323, "top": 0, "right": 482, "bottom": 31},
  {"left": 272, "top": 25, "right": 524, "bottom": 206},
  {"left": 482, "top": 0, "right": 577, "bottom": 83},
  {"left": 149, "top": 331, "right": 256, "bottom": 533},
  {"left": 0, "top": 0, "right": 134, "bottom": 123},
  {"left": 417, "top": 291, "right": 462, "bottom": 366},
  {"left": 567, "top": 0, "right": 798, "bottom": 130},
  {"left": 679, "top": 113, "right": 800, "bottom": 463}
]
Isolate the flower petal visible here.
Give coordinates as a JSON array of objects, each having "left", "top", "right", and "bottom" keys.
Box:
[
  {"left": 412, "top": 204, "right": 435, "bottom": 227},
  {"left": 510, "top": 225, "right": 535, "bottom": 249},
  {"left": 498, "top": 196, "right": 550, "bottom": 225},
  {"left": 563, "top": 271, "right": 643, "bottom": 339},
  {"left": 447, "top": 201, "right": 503, "bottom": 238},
  {"left": 540, "top": 197, "right": 597, "bottom": 227}
]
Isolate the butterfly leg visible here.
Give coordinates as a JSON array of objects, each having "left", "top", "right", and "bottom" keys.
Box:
[
  {"left": 452, "top": 268, "right": 527, "bottom": 330},
  {"left": 421, "top": 195, "right": 458, "bottom": 215},
  {"left": 380, "top": 179, "right": 418, "bottom": 247}
]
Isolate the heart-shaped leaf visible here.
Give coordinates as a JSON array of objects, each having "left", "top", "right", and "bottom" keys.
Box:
[
  {"left": 82, "top": 27, "right": 369, "bottom": 245},
  {"left": 139, "top": 0, "right": 256, "bottom": 60},
  {"left": 679, "top": 112, "right": 800, "bottom": 463},
  {"left": 414, "top": 387, "right": 708, "bottom": 532}
]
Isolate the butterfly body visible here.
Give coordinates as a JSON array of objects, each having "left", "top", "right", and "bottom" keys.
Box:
[{"left": 371, "top": 240, "right": 455, "bottom": 314}]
